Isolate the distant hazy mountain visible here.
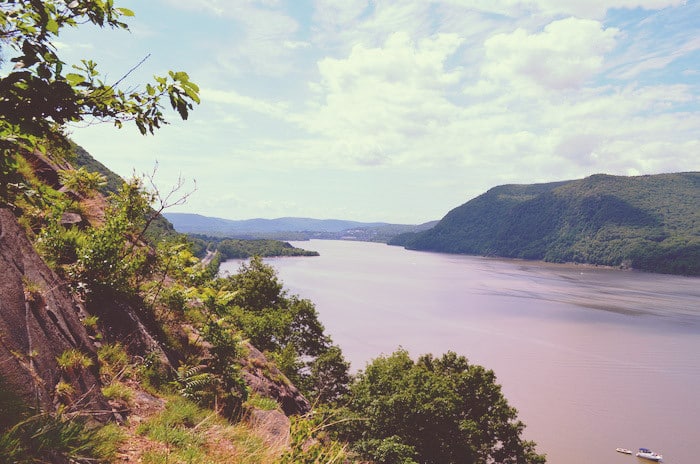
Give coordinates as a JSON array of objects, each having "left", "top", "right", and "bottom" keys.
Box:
[
  {"left": 164, "top": 212, "right": 436, "bottom": 242},
  {"left": 390, "top": 172, "right": 699, "bottom": 275}
]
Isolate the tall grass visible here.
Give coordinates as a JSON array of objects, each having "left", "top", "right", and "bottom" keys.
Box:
[{"left": 135, "top": 395, "right": 291, "bottom": 463}]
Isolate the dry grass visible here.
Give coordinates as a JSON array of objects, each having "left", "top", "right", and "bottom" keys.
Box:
[{"left": 109, "top": 389, "right": 288, "bottom": 463}]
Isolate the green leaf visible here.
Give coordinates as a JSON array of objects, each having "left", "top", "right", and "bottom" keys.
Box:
[
  {"left": 66, "top": 73, "right": 85, "bottom": 86},
  {"left": 46, "top": 19, "right": 59, "bottom": 34},
  {"left": 116, "top": 8, "right": 135, "bottom": 17}
]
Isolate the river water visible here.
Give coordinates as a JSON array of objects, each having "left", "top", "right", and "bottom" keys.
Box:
[{"left": 219, "top": 240, "right": 700, "bottom": 464}]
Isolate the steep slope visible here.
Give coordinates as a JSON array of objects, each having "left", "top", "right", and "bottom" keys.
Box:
[
  {"left": 392, "top": 173, "right": 700, "bottom": 275},
  {"left": 0, "top": 208, "right": 108, "bottom": 416},
  {"left": 1, "top": 148, "right": 313, "bottom": 424}
]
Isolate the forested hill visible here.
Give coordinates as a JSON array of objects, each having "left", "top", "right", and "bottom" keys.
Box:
[
  {"left": 164, "top": 212, "right": 436, "bottom": 242},
  {"left": 165, "top": 213, "right": 389, "bottom": 235},
  {"left": 390, "top": 172, "right": 700, "bottom": 275}
]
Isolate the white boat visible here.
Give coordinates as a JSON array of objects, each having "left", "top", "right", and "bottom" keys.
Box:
[
  {"left": 636, "top": 448, "right": 663, "bottom": 461},
  {"left": 616, "top": 448, "right": 632, "bottom": 454}
]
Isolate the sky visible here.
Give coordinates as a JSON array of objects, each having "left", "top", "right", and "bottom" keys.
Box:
[{"left": 57, "top": 0, "right": 700, "bottom": 224}]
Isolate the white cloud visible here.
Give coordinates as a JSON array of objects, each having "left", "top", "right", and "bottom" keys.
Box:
[
  {"left": 610, "top": 35, "right": 700, "bottom": 79},
  {"left": 200, "top": 88, "right": 291, "bottom": 119},
  {"left": 283, "top": 40, "right": 311, "bottom": 49},
  {"left": 294, "top": 32, "right": 465, "bottom": 165},
  {"left": 162, "top": 0, "right": 226, "bottom": 15},
  {"left": 527, "top": 0, "right": 685, "bottom": 19},
  {"left": 163, "top": 0, "right": 303, "bottom": 76},
  {"left": 481, "top": 17, "right": 619, "bottom": 91},
  {"left": 441, "top": 0, "right": 685, "bottom": 19}
]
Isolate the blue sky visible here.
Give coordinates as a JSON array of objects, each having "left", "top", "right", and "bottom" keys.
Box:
[{"left": 58, "top": 0, "right": 700, "bottom": 223}]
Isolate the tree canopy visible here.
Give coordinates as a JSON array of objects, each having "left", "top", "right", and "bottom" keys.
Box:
[
  {"left": 224, "top": 257, "right": 351, "bottom": 404},
  {"left": 339, "top": 349, "right": 546, "bottom": 464}
]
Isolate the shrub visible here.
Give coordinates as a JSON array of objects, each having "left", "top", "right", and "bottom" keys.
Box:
[
  {"left": 102, "top": 382, "right": 134, "bottom": 404},
  {"left": 57, "top": 348, "right": 93, "bottom": 372},
  {"left": 98, "top": 343, "right": 130, "bottom": 382}
]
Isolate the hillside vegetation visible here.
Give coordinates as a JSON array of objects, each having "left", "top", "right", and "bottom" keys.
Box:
[
  {"left": 190, "top": 235, "right": 319, "bottom": 260},
  {"left": 391, "top": 173, "right": 700, "bottom": 275}
]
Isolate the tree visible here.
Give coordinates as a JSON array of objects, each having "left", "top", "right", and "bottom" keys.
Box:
[
  {"left": 340, "top": 349, "right": 546, "bottom": 464},
  {"left": 225, "top": 257, "right": 351, "bottom": 404},
  {"left": 0, "top": 0, "right": 199, "bottom": 201}
]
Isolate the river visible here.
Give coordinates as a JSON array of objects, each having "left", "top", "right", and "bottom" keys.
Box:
[{"left": 219, "top": 239, "right": 700, "bottom": 464}]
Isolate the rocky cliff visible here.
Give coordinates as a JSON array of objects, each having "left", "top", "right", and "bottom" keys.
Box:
[
  {"left": 1, "top": 151, "right": 312, "bottom": 422},
  {"left": 0, "top": 208, "right": 108, "bottom": 416}
]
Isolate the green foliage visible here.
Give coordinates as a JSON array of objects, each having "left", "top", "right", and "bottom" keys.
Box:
[
  {"left": 224, "top": 258, "right": 350, "bottom": 403},
  {"left": 136, "top": 351, "right": 170, "bottom": 393},
  {"left": 244, "top": 393, "right": 279, "bottom": 412},
  {"left": 174, "top": 364, "right": 217, "bottom": 405},
  {"left": 71, "top": 144, "right": 123, "bottom": 195},
  {"left": 0, "top": 410, "right": 114, "bottom": 464},
  {"left": 70, "top": 177, "right": 155, "bottom": 297},
  {"left": 184, "top": 284, "right": 250, "bottom": 414},
  {"left": 101, "top": 382, "right": 134, "bottom": 404},
  {"left": 37, "top": 220, "right": 86, "bottom": 265},
  {"left": 203, "top": 237, "right": 320, "bottom": 259},
  {"left": 276, "top": 411, "right": 349, "bottom": 464},
  {"left": 155, "top": 240, "right": 212, "bottom": 287},
  {"left": 228, "top": 256, "right": 285, "bottom": 312},
  {"left": 303, "top": 345, "right": 351, "bottom": 405},
  {"left": 136, "top": 396, "right": 213, "bottom": 456},
  {"left": 353, "top": 436, "right": 418, "bottom": 464},
  {"left": 338, "top": 349, "right": 546, "bottom": 464},
  {"left": 58, "top": 166, "right": 107, "bottom": 197},
  {"left": 398, "top": 172, "right": 700, "bottom": 275},
  {"left": 200, "top": 315, "right": 249, "bottom": 415},
  {"left": 81, "top": 314, "right": 99, "bottom": 330},
  {"left": 70, "top": 145, "right": 182, "bottom": 244},
  {"left": 91, "top": 423, "right": 127, "bottom": 462},
  {"left": 56, "top": 348, "right": 93, "bottom": 371},
  {"left": 97, "top": 342, "right": 130, "bottom": 383},
  {"left": 0, "top": 0, "right": 199, "bottom": 164},
  {"left": 54, "top": 380, "right": 75, "bottom": 400}
]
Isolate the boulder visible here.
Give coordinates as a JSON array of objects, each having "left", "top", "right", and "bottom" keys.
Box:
[{"left": 241, "top": 342, "right": 311, "bottom": 416}]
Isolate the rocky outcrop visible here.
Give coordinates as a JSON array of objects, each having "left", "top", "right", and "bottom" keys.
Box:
[
  {"left": 89, "top": 291, "right": 177, "bottom": 371},
  {"left": 0, "top": 208, "right": 108, "bottom": 416},
  {"left": 248, "top": 408, "right": 291, "bottom": 448},
  {"left": 22, "top": 150, "right": 68, "bottom": 190},
  {"left": 241, "top": 342, "right": 311, "bottom": 416}
]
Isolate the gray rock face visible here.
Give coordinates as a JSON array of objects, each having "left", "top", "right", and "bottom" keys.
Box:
[
  {"left": 0, "top": 208, "right": 108, "bottom": 416},
  {"left": 241, "top": 342, "right": 311, "bottom": 416}
]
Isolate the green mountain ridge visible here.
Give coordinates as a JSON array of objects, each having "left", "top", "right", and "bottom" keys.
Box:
[{"left": 390, "top": 173, "right": 700, "bottom": 275}]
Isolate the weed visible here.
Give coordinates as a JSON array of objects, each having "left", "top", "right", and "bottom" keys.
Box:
[
  {"left": 98, "top": 342, "right": 130, "bottom": 382},
  {"left": 0, "top": 412, "right": 109, "bottom": 463},
  {"left": 244, "top": 393, "right": 279, "bottom": 412},
  {"left": 82, "top": 314, "right": 99, "bottom": 330},
  {"left": 137, "top": 396, "right": 215, "bottom": 442},
  {"left": 102, "top": 382, "right": 134, "bottom": 404},
  {"left": 21, "top": 277, "right": 43, "bottom": 303},
  {"left": 275, "top": 412, "right": 349, "bottom": 464},
  {"left": 54, "top": 380, "right": 75, "bottom": 399},
  {"left": 56, "top": 348, "right": 93, "bottom": 372},
  {"left": 92, "top": 422, "right": 126, "bottom": 461}
]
